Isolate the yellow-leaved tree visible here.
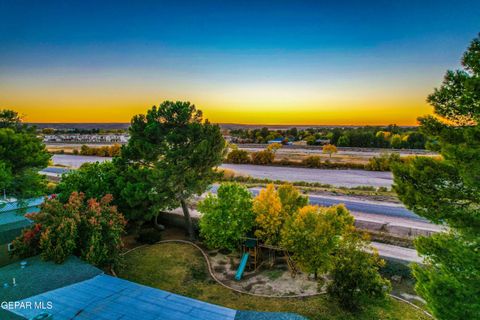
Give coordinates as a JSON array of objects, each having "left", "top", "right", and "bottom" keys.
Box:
[
  {"left": 322, "top": 144, "right": 338, "bottom": 158},
  {"left": 253, "top": 183, "right": 309, "bottom": 245},
  {"left": 253, "top": 184, "right": 283, "bottom": 245}
]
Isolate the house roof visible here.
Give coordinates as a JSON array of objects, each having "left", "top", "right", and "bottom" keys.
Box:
[
  {"left": 0, "top": 197, "right": 43, "bottom": 245},
  {"left": 269, "top": 137, "right": 284, "bottom": 142},
  {"left": 0, "top": 256, "right": 103, "bottom": 319},
  {"left": 8, "top": 274, "right": 237, "bottom": 320},
  {"left": 1, "top": 255, "right": 307, "bottom": 320}
]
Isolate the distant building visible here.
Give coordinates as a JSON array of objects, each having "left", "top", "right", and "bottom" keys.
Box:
[
  {"left": 293, "top": 140, "right": 307, "bottom": 146},
  {"left": 268, "top": 137, "right": 293, "bottom": 145},
  {"left": 315, "top": 139, "right": 331, "bottom": 145},
  {"left": 267, "top": 137, "right": 284, "bottom": 144},
  {"left": 43, "top": 134, "right": 129, "bottom": 144}
]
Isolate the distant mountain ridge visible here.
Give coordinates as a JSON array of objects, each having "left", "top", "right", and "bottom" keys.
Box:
[{"left": 29, "top": 123, "right": 418, "bottom": 130}]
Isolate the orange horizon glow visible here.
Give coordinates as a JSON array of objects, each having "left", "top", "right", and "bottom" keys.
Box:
[
  {"left": 3, "top": 80, "right": 433, "bottom": 126},
  {"left": 9, "top": 101, "right": 431, "bottom": 126}
]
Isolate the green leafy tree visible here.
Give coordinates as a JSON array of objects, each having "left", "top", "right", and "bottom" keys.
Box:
[
  {"left": 56, "top": 150, "right": 170, "bottom": 224},
  {"left": 121, "top": 101, "right": 226, "bottom": 239},
  {"left": 281, "top": 204, "right": 354, "bottom": 278},
  {"left": 277, "top": 183, "right": 308, "bottom": 217},
  {"left": 327, "top": 231, "right": 391, "bottom": 311},
  {"left": 365, "top": 152, "right": 401, "bottom": 171},
  {"left": 337, "top": 135, "right": 350, "bottom": 147},
  {"left": 198, "top": 183, "right": 255, "bottom": 250},
  {"left": 56, "top": 162, "right": 118, "bottom": 204},
  {"left": 0, "top": 109, "right": 50, "bottom": 200},
  {"left": 390, "top": 134, "right": 403, "bottom": 149},
  {"left": 0, "top": 109, "right": 22, "bottom": 129},
  {"left": 392, "top": 34, "right": 480, "bottom": 320}
]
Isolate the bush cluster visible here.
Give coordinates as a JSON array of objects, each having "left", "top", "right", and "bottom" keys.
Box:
[
  {"left": 250, "top": 150, "right": 275, "bottom": 165},
  {"left": 226, "top": 149, "right": 250, "bottom": 164},
  {"left": 76, "top": 144, "right": 121, "bottom": 157},
  {"left": 365, "top": 153, "right": 402, "bottom": 171},
  {"left": 11, "top": 192, "right": 126, "bottom": 268}
]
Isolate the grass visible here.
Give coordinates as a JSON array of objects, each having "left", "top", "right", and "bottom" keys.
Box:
[{"left": 118, "top": 243, "right": 430, "bottom": 320}]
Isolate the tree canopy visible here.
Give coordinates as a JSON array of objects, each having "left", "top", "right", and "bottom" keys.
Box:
[
  {"left": 198, "top": 183, "right": 255, "bottom": 250},
  {"left": 121, "top": 101, "right": 226, "bottom": 237},
  {"left": 281, "top": 205, "right": 354, "bottom": 278},
  {"left": 0, "top": 109, "right": 50, "bottom": 200},
  {"left": 392, "top": 34, "right": 480, "bottom": 320}
]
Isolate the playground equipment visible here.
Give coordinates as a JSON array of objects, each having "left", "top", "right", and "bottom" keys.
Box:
[
  {"left": 234, "top": 237, "right": 298, "bottom": 281},
  {"left": 234, "top": 238, "right": 257, "bottom": 281},
  {"left": 234, "top": 252, "right": 249, "bottom": 281}
]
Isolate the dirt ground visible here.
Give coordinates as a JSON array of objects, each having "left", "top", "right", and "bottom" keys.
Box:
[{"left": 207, "top": 248, "right": 322, "bottom": 296}]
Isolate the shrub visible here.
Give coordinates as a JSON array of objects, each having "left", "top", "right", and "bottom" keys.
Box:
[
  {"left": 79, "top": 194, "right": 126, "bottom": 267},
  {"left": 40, "top": 212, "right": 78, "bottom": 263},
  {"left": 136, "top": 228, "right": 162, "bottom": 244},
  {"left": 365, "top": 153, "right": 401, "bottom": 171},
  {"left": 302, "top": 156, "right": 322, "bottom": 168},
  {"left": 11, "top": 192, "right": 126, "bottom": 268},
  {"left": 251, "top": 150, "right": 274, "bottom": 165},
  {"left": 198, "top": 183, "right": 255, "bottom": 250},
  {"left": 327, "top": 232, "right": 391, "bottom": 311},
  {"left": 226, "top": 149, "right": 250, "bottom": 164},
  {"left": 79, "top": 144, "right": 121, "bottom": 157},
  {"left": 10, "top": 222, "right": 42, "bottom": 258}
]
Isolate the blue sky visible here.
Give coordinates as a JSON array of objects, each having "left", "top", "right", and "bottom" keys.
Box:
[{"left": 0, "top": 0, "right": 479, "bottom": 124}]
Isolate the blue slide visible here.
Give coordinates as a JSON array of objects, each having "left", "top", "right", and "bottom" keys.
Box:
[{"left": 235, "top": 252, "right": 250, "bottom": 281}]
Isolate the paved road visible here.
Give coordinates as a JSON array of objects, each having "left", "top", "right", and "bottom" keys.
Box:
[
  {"left": 209, "top": 185, "right": 423, "bottom": 220},
  {"left": 371, "top": 242, "right": 422, "bottom": 263},
  {"left": 52, "top": 155, "right": 394, "bottom": 188},
  {"left": 221, "top": 163, "right": 393, "bottom": 188},
  {"left": 52, "top": 154, "right": 112, "bottom": 168}
]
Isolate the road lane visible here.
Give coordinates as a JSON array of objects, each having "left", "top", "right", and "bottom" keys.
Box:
[
  {"left": 221, "top": 163, "right": 393, "bottom": 188},
  {"left": 208, "top": 185, "right": 423, "bottom": 220}
]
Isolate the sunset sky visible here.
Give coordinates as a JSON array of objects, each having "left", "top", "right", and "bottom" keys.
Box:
[{"left": 1, "top": 1, "right": 479, "bottom": 125}]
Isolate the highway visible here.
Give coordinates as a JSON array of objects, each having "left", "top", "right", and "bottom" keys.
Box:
[
  {"left": 209, "top": 185, "right": 423, "bottom": 220},
  {"left": 220, "top": 163, "right": 393, "bottom": 188},
  {"left": 45, "top": 162, "right": 421, "bottom": 219},
  {"left": 51, "top": 155, "right": 393, "bottom": 188}
]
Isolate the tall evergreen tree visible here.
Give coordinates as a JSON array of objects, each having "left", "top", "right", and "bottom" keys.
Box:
[
  {"left": 392, "top": 34, "right": 480, "bottom": 320},
  {"left": 121, "top": 101, "right": 226, "bottom": 238}
]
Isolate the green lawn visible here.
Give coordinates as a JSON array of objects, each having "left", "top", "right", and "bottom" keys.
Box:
[{"left": 118, "top": 243, "right": 430, "bottom": 320}]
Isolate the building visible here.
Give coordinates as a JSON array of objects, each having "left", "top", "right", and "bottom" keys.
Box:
[
  {"left": 0, "top": 197, "right": 43, "bottom": 267},
  {"left": 43, "top": 134, "right": 129, "bottom": 144},
  {"left": 0, "top": 256, "right": 306, "bottom": 320}
]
